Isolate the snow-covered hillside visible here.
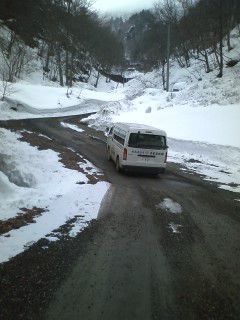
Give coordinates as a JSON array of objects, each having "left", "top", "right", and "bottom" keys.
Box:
[
  {"left": 82, "top": 28, "right": 240, "bottom": 193},
  {"left": 86, "top": 27, "right": 240, "bottom": 149}
]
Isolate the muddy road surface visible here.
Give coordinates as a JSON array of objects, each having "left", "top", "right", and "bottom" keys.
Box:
[{"left": 1, "top": 115, "right": 240, "bottom": 320}]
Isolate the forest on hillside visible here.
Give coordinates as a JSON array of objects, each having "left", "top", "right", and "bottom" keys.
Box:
[
  {"left": 0, "top": 0, "right": 240, "bottom": 93},
  {"left": 111, "top": 0, "right": 240, "bottom": 87},
  {"left": 0, "top": 0, "right": 123, "bottom": 90}
]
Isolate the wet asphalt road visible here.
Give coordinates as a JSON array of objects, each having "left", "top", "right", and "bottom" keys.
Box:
[{"left": 1, "top": 115, "right": 240, "bottom": 320}]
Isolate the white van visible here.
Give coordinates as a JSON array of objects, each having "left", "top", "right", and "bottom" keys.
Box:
[{"left": 106, "top": 123, "right": 168, "bottom": 174}]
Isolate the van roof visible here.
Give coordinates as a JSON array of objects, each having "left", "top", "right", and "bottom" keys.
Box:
[{"left": 114, "top": 122, "right": 166, "bottom": 136}]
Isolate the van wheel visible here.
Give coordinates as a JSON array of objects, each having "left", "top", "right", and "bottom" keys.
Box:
[
  {"left": 107, "top": 148, "right": 111, "bottom": 161},
  {"left": 115, "top": 157, "right": 121, "bottom": 172}
]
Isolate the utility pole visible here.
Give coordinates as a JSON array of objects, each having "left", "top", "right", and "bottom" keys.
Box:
[{"left": 166, "top": 23, "right": 171, "bottom": 92}]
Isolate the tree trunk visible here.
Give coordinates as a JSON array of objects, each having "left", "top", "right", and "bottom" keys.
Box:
[
  {"left": 204, "top": 50, "right": 211, "bottom": 73},
  {"left": 227, "top": 31, "right": 232, "bottom": 52},
  {"left": 65, "top": 50, "right": 69, "bottom": 86},
  {"left": 166, "top": 23, "right": 171, "bottom": 92},
  {"left": 7, "top": 32, "right": 15, "bottom": 59},
  {"left": 87, "top": 68, "right": 92, "bottom": 82},
  {"left": 57, "top": 48, "right": 64, "bottom": 86},
  {"left": 69, "top": 51, "right": 74, "bottom": 87},
  {"left": 44, "top": 45, "right": 52, "bottom": 71},
  {"left": 213, "top": 47, "right": 220, "bottom": 68},
  {"left": 64, "top": 1, "right": 71, "bottom": 86},
  {"left": 94, "top": 70, "right": 100, "bottom": 88},
  {"left": 185, "top": 54, "right": 190, "bottom": 68},
  {"left": 227, "top": 8, "right": 235, "bottom": 52},
  {"left": 38, "top": 41, "right": 45, "bottom": 57},
  {"left": 16, "top": 54, "right": 24, "bottom": 78},
  {"left": 161, "top": 60, "right": 166, "bottom": 90},
  {"left": 217, "top": 0, "right": 223, "bottom": 78},
  {"left": 177, "top": 56, "right": 185, "bottom": 68}
]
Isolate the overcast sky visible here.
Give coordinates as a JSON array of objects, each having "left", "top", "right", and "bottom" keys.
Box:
[{"left": 93, "top": 0, "right": 156, "bottom": 15}]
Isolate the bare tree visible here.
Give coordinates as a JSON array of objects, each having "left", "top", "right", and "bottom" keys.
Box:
[
  {"left": 0, "top": 66, "right": 15, "bottom": 101},
  {"left": 0, "top": 29, "right": 34, "bottom": 82},
  {"left": 154, "top": 0, "right": 179, "bottom": 90},
  {"left": 217, "top": 0, "right": 223, "bottom": 78},
  {"left": 154, "top": 0, "right": 179, "bottom": 24}
]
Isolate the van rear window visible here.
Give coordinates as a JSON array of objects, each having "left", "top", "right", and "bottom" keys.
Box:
[{"left": 128, "top": 133, "right": 166, "bottom": 150}]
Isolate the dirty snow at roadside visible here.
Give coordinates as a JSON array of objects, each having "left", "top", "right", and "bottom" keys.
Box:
[
  {"left": 0, "top": 128, "right": 109, "bottom": 263},
  {"left": 168, "top": 138, "right": 240, "bottom": 193}
]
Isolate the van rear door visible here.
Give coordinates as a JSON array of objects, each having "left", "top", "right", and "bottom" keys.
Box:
[{"left": 127, "top": 132, "right": 167, "bottom": 166}]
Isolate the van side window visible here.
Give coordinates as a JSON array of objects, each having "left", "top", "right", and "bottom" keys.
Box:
[{"left": 113, "top": 134, "right": 125, "bottom": 145}]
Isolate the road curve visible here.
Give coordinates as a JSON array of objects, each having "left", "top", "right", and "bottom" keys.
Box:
[{"left": 2, "top": 115, "right": 240, "bottom": 320}]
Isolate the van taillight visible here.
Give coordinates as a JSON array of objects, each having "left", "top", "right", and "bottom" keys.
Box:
[
  {"left": 123, "top": 148, "right": 127, "bottom": 160},
  {"left": 164, "top": 151, "right": 168, "bottom": 163}
]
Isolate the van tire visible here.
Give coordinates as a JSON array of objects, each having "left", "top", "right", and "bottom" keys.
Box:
[
  {"left": 107, "top": 148, "right": 111, "bottom": 161},
  {"left": 115, "top": 157, "right": 121, "bottom": 172}
]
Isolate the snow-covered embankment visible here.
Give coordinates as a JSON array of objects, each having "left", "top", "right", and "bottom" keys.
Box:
[{"left": 0, "top": 128, "right": 109, "bottom": 263}]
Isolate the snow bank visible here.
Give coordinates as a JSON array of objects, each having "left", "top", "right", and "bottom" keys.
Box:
[
  {"left": 168, "top": 138, "right": 240, "bottom": 193},
  {"left": 0, "top": 171, "right": 22, "bottom": 200},
  {"left": 8, "top": 82, "right": 124, "bottom": 113},
  {"left": 0, "top": 99, "right": 106, "bottom": 121},
  {"left": 0, "top": 128, "right": 109, "bottom": 263},
  {"left": 0, "top": 181, "right": 109, "bottom": 263}
]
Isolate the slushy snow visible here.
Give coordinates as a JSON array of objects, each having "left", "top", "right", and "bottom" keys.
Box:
[
  {"left": 156, "top": 198, "right": 183, "bottom": 214},
  {"left": 61, "top": 122, "right": 84, "bottom": 132}
]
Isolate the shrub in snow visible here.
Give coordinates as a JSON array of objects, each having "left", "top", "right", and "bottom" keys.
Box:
[{"left": 145, "top": 106, "right": 152, "bottom": 113}]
